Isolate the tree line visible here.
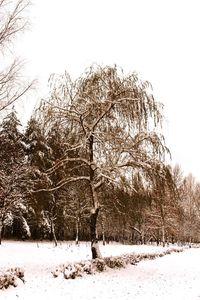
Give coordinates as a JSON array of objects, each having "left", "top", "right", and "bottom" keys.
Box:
[{"left": 0, "top": 68, "right": 199, "bottom": 254}]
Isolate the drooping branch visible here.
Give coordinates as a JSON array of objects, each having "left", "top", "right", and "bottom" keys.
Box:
[
  {"left": 34, "top": 176, "right": 90, "bottom": 193},
  {"left": 46, "top": 157, "right": 92, "bottom": 175}
]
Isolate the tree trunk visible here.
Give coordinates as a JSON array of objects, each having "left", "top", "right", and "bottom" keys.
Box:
[
  {"left": 161, "top": 224, "right": 165, "bottom": 247},
  {"left": 51, "top": 220, "right": 57, "bottom": 247},
  {"left": 90, "top": 207, "right": 102, "bottom": 259},
  {"left": 189, "top": 235, "right": 192, "bottom": 248},
  {"left": 75, "top": 218, "right": 79, "bottom": 245},
  {"left": 171, "top": 234, "right": 174, "bottom": 244},
  {"left": 141, "top": 229, "right": 145, "bottom": 244},
  {"left": 160, "top": 204, "right": 165, "bottom": 247},
  {"left": 156, "top": 229, "right": 160, "bottom": 246},
  {"left": 102, "top": 219, "right": 106, "bottom": 246},
  {"left": 0, "top": 220, "right": 3, "bottom": 245},
  {"left": 88, "top": 134, "right": 102, "bottom": 259}
]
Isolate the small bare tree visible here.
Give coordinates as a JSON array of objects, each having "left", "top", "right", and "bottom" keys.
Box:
[
  {"left": 0, "top": 0, "right": 33, "bottom": 113},
  {"left": 182, "top": 174, "right": 200, "bottom": 245},
  {"left": 39, "top": 65, "right": 169, "bottom": 258}
]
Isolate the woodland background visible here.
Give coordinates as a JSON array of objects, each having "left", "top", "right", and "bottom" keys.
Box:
[{"left": 0, "top": 0, "right": 199, "bottom": 251}]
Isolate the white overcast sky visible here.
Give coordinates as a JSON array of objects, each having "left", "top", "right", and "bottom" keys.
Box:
[{"left": 14, "top": 0, "right": 200, "bottom": 180}]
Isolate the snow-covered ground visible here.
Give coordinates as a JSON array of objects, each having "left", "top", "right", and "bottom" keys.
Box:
[{"left": 0, "top": 241, "right": 199, "bottom": 300}]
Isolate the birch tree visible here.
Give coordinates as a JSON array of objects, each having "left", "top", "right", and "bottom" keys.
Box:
[
  {"left": 0, "top": 0, "right": 33, "bottom": 113},
  {"left": 39, "top": 65, "right": 169, "bottom": 258}
]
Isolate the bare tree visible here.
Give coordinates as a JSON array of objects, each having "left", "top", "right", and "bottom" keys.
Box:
[
  {"left": 0, "top": 0, "right": 33, "bottom": 113},
  {"left": 182, "top": 174, "right": 200, "bottom": 245},
  {"left": 39, "top": 65, "right": 169, "bottom": 258}
]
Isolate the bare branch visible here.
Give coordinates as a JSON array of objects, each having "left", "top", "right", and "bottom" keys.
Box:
[
  {"left": 0, "top": 0, "right": 30, "bottom": 48},
  {"left": 46, "top": 157, "right": 91, "bottom": 175},
  {"left": 0, "top": 1, "right": 33, "bottom": 113},
  {"left": 34, "top": 176, "right": 90, "bottom": 193}
]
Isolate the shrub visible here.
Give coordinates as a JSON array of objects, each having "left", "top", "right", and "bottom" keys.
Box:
[
  {"left": 104, "top": 256, "right": 126, "bottom": 269},
  {"left": 0, "top": 267, "right": 25, "bottom": 289},
  {"left": 92, "top": 258, "right": 106, "bottom": 272}
]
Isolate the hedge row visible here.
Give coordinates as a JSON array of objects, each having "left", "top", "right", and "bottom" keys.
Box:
[{"left": 52, "top": 247, "right": 183, "bottom": 280}]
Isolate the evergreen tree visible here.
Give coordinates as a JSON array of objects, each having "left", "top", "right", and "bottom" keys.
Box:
[
  {"left": 0, "top": 109, "right": 30, "bottom": 243},
  {"left": 23, "top": 116, "right": 51, "bottom": 240}
]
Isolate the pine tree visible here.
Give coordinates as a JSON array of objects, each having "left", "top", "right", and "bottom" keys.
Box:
[
  {"left": 0, "top": 109, "right": 30, "bottom": 244},
  {"left": 23, "top": 116, "right": 51, "bottom": 240}
]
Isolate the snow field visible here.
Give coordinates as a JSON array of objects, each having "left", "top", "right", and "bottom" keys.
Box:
[
  {"left": 0, "top": 241, "right": 199, "bottom": 300},
  {"left": 0, "top": 241, "right": 179, "bottom": 273}
]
